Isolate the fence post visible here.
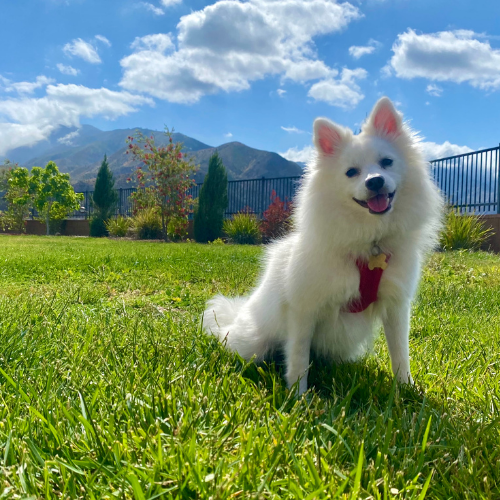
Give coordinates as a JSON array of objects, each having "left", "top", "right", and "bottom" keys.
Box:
[
  {"left": 498, "top": 145, "right": 500, "bottom": 214},
  {"left": 260, "top": 176, "right": 265, "bottom": 218},
  {"left": 119, "top": 188, "right": 123, "bottom": 216}
]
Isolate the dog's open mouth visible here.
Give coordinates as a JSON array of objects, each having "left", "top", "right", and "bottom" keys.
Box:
[{"left": 353, "top": 191, "right": 395, "bottom": 215}]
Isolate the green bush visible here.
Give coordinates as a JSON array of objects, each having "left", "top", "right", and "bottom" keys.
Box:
[
  {"left": 194, "top": 152, "right": 228, "bottom": 242},
  {"left": 89, "top": 216, "right": 107, "bottom": 237},
  {"left": 92, "top": 155, "right": 118, "bottom": 220},
  {"left": 440, "top": 209, "right": 494, "bottom": 251},
  {"left": 223, "top": 213, "right": 261, "bottom": 245},
  {"left": 132, "top": 208, "right": 163, "bottom": 240},
  {"left": 106, "top": 216, "right": 131, "bottom": 237}
]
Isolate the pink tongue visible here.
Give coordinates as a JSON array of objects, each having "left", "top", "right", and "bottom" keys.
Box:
[{"left": 367, "top": 194, "right": 389, "bottom": 213}]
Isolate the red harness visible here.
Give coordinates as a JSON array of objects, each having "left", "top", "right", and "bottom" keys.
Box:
[{"left": 346, "top": 254, "right": 390, "bottom": 313}]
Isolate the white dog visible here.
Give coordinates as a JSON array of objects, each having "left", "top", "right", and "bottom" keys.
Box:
[{"left": 203, "top": 97, "right": 443, "bottom": 395}]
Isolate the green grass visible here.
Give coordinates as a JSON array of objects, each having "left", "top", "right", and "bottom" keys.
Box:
[{"left": 0, "top": 235, "right": 498, "bottom": 498}]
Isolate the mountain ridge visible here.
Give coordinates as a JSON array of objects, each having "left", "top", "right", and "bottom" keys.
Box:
[{"left": 4, "top": 126, "right": 303, "bottom": 190}]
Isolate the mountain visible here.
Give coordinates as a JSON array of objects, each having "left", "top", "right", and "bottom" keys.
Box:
[
  {"left": 5, "top": 126, "right": 304, "bottom": 190},
  {"left": 191, "top": 142, "right": 303, "bottom": 182}
]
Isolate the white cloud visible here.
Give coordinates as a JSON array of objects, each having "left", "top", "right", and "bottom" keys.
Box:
[
  {"left": 63, "top": 38, "right": 101, "bottom": 64},
  {"left": 349, "top": 45, "right": 375, "bottom": 59},
  {"left": 419, "top": 141, "right": 472, "bottom": 161},
  {"left": 160, "top": 0, "right": 181, "bottom": 6},
  {"left": 426, "top": 83, "right": 442, "bottom": 97},
  {"left": 58, "top": 129, "right": 80, "bottom": 146},
  {"left": 224, "top": 132, "right": 233, "bottom": 138},
  {"left": 308, "top": 67, "right": 367, "bottom": 109},
  {"left": 380, "top": 64, "right": 392, "bottom": 78},
  {"left": 281, "top": 126, "right": 305, "bottom": 134},
  {"left": 140, "top": 2, "right": 165, "bottom": 15},
  {"left": 130, "top": 33, "right": 174, "bottom": 53},
  {"left": 390, "top": 29, "right": 500, "bottom": 90},
  {"left": 57, "top": 63, "right": 80, "bottom": 76},
  {"left": 280, "top": 140, "right": 472, "bottom": 164},
  {"left": 0, "top": 83, "right": 153, "bottom": 155},
  {"left": 120, "top": 0, "right": 362, "bottom": 103},
  {"left": 0, "top": 75, "right": 54, "bottom": 95},
  {"left": 349, "top": 39, "right": 381, "bottom": 59},
  {"left": 95, "top": 35, "right": 111, "bottom": 47},
  {"left": 279, "top": 145, "right": 314, "bottom": 163},
  {"left": 277, "top": 88, "right": 286, "bottom": 96}
]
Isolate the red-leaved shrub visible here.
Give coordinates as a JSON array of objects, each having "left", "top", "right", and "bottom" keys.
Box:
[{"left": 260, "top": 190, "right": 292, "bottom": 242}]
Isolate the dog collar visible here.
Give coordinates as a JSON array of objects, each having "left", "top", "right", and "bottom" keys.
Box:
[{"left": 345, "top": 250, "right": 390, "bottom": 313}]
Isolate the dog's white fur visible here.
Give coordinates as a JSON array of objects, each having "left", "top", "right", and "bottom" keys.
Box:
[{"left": 203, "top": 97, "right": 443, "bottom": 395}]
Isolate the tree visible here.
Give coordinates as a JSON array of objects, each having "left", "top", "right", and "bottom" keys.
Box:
[
  {"left": 127, "top": 128, "right": 197, "bottom": 241},
  {"left": 1, "top": 162, "right": 32, "bottom": 233},
  {"left": 194, "top": 151, "right": 228, "bottom": 242},
  {"left": 30, "top": 161, "right": 84, "bottom": 235},
  {"left": 90, "top": 155, "right": 118, "bottom": 237}
]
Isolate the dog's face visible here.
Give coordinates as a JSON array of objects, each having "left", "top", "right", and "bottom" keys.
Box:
[{"left": 313, "top": 97, "right": 408, "bottom": 216}]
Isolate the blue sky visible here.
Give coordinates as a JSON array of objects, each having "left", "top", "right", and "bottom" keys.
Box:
[{"left": 1, "top": 0, "right": 500, "bottom": 162}]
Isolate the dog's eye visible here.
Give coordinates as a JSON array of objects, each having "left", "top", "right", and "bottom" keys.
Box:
[
  {"left": 345, "top": 168, "right": 360, "bottom": 178},
  {"left": 379, "top": 158, "right": 393, "bottom": 168}
]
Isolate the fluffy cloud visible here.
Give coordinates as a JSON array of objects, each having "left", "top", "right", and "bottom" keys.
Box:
[
  {"left": 130, "top": 33, "right": 174, "bottom": 52},
  {"left": 419, "top": 141, "right": 472, "bottom": 161},
  {"left": 277, "top": 89, "right": 287, "bottom": 96},
  {"left": 0, "top": 83, "right": 153, "bottom": 155},
  {"left": 280, "top": 140, "right": 472, "bottom": 164},
  {"left": 280, "top": 145, "right": 314, "bottom": 163},
  {"left": 426, "top": 84, "right": 443, "bottom": 97},
  {"left": 308, "top": 68, "right": 367, "bottom": 108},
  {"left": 160, "top": 0, "right": 181, "bottom": 6},
  {"left": 63, "top": 38, "right": 102, "bottom": 64},
  {"left": 224, "top": 132, "right": 233, "bottom": 138},
  {"left": 0, "top": 75, "right": 54, "bottom": 94},
  {"left": 58, "top": 129, "right": 80, "bottom": 146},
  {"left": 390, "top": 30, "right": 500, "bottom": 89},
  {"left": 120, "top": 0, "right": 362, "bottom": 104},
  {"left": 348, "top": 39, "right": 381, "bottom": 59},
  {"left": 57, "top": 64, "right": 80, "bottom": 76}
]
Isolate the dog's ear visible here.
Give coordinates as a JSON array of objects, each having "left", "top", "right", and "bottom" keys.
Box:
[
  {"left": 365, "top": 97, "right": 402, "bottom": 139},
  {"left": 313, "top": 118, "right": 346, "bottom": 156}
]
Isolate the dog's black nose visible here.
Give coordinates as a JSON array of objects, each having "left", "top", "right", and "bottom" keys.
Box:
[{"left": 365, "top": 176, "right": 385, "bottom": 192}]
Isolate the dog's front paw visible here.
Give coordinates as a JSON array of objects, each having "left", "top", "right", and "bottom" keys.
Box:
[
  {"left": 396, "top": 372, "right": 414, "bottom": 385},
  {"left": 287, "top": 374, "right": 308, "bottom": 397}
]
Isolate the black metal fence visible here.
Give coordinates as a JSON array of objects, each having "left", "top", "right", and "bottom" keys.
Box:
[
  {"left": 430, "top": 145, "right": 500, "bottom": 214},
  {"left": 61, "top": 146, "right": 500, "bottom": 219},
  {"left": 68, "top": 176, "right": 302, "bottom": 219}
]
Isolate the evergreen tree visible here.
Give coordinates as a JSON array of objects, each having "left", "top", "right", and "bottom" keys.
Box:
[
  {"left": 90, "top": 155, "right": 118, "bottom": 237},
  {"left": 194, "top": 152, "right": 228, "bottom": 242}
]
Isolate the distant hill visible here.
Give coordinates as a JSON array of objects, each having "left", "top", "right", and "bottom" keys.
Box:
[{"left": 5, "top": 126, "right": 303, "bottom": 191}]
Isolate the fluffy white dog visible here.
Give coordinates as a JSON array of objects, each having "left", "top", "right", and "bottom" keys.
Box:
[{"left": 203, "top": 97, "right": 443, "bottom": 395}]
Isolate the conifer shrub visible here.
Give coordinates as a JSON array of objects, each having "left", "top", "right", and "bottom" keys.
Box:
[
  {"left": 91, "top": 155, "right": 118, "bottom": 237},
  {"left": 194, "top": 151, "right": 228, "bottom": 242}
]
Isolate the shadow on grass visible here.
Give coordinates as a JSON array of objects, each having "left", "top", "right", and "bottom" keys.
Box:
[{"left": 238, "top": 349, "right": 435, "bottom": 415}]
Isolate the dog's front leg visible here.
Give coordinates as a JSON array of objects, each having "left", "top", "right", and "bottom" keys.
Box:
[
  {"left": 285, "top": 309, "right": 315, "bottom": 396},
  {"left": 383, "top": 300, "right": 414, "bottom": 385}
]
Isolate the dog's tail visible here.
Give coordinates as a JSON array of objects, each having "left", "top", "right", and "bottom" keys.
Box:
[{"left": 202, "top": 294, "right": 271, "bottom": 361}]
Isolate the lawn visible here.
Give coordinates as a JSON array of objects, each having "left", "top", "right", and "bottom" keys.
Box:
[{"left": 0, "top": 235, "right": 498, "bottom": 499}]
